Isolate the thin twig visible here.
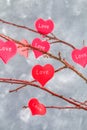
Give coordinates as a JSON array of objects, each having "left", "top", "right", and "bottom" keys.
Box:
[
  {"left": 50, "top": 40, "right": 76, "bottom": 49},
  {"left": 55, "top": 65, "right": 67, "bottom": 72},
  {"left": 0, "top": 19, "right": 54, "bottom": 40},
  {"left": 9, "top": 84, "right": 27, "bottom": 93},
  {"left": 23, "top": 105, "right": 81, "bottom": 110},
  {"left": 46, "top": 106, "right": 81, "bottom": 109},
  {"left": 0, "top": 77, "right": 87, "bottom": 110}
]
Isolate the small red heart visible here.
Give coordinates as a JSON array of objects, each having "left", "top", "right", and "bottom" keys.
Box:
[
  {"left": 28, "top": 98, "right": 46, "bottom": 116},
  {"left": 32, "top": 38, "right": 50, "bottom": 58},
  {"left": 32, "top": 64, "right": 54, "bottom": 86},
  {"left": 35, "top": 18, "right": 54, "bottom": 35},
  {"left": 0, "top": 40, "right": 17, "bottom": 64},
  {"left": 17, "top": 39, "right": 29, "bottom": 58},
  {"left": 72, "top": 47, "right": 87, "bottom": 67}
]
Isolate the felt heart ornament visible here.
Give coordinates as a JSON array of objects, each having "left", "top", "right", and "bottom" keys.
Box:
[
  {"left": 17, "top": 39, "right": 29, "bottom": 58},
  {"left": 32, "top": 38, "right": 50, "bottom": 58},
  {"left": 72, "top": 47, "right": 87, "bottom": 67},
  {"left": 32, "top": 64, "right": 54, "bottom": 86},
  {"left": 28, "top": 98, "right": 46, "bottom": 116},
  {"left": 35, "top": 18, "right": 54, "bottom": 35},
  {"left": 0, "top": 40, "right": 17, "bottom": 64}
]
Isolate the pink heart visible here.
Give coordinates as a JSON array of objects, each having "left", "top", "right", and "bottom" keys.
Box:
[
  {"left": 28, "top": 98, "right": 46, "bottom": 116},
  {"left": 32, "top": 38, "right": 50, "bottom": 58},
  {"left": 35, "top": 18, "right": 54, "bottom": 34},
  {"left": 32, "top": 64, "right": 54, "bottom": 86},
  {"left": 0, "top": 40, "right": 17, "bottom": 64},
  {"left": 72, "top": 47, "right": 87, "bottom": 67},
  {"left": 17, "top": 39, "right": 29, "bottom": 58}
]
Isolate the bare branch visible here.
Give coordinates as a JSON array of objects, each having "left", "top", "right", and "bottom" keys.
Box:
[
  {"left": 0, "top": 34, "right": 87, "bottom": 82},
  {"left": 0, "top": 19, "right": 76, "bottom": 49}
]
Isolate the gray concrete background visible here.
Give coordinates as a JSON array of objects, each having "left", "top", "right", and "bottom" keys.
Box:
[{"left": 0, "top": 0, "right": 87, "bottom": 130}]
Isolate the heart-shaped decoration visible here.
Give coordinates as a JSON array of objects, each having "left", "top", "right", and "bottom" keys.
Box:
[
  {"left": 28, "top": 98, "right": 46, "bottom": 116},
  {"left": 0, "top": 40, "right": 17, "bottom": 64},
  {"left": 32, "top": 38, "right": 50, "bottom": 58},
  {"left": 35, "top": 18, "right": 54, "bottom": 34},
  {"left": 17, "top": 39, "right": 29, "bottom": 58},
  {"left": 32, "top": 64, "right": 54, "bottom": 86},
  {"left": 72, "top": 47, "right": 87, "bottom": 67}
]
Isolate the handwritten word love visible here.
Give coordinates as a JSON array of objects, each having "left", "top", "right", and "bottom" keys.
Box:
[
  {"left": 72, "top": 47, "right": 87, "bottom": 67},
  {"left": 32, "top": 64, "right": 54, "bottom": 86},
  {"left": 0, "top": 40, "right": 17, "bottom": 64},
  {"left": 28, "top": 98, "right": 46, "bottom": 116},
  {"left": 35, "top": 18, "right": 54, "bottom": 35},
  {"left": 32, "top": 38, "right": 50, "bottom": 58}
]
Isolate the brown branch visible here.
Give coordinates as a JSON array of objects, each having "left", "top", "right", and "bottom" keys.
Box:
[
  {"left": 50, "top": 33, "right": 76, "bottom": 49},
  {"left": 46, "top": 106, "right": 82, "bottom": 109},
  {"left": 9, "top": 84, "right": 27, "bottom": 93},
  {"left": 0, "top": 19, "right": 54, "bottom": 40},
  {"left": 0, "top": 18, "right": 76, "bottom": 49},
  {"left": 0, "top": 34, "right": 87, "bottom": 82},
  {"left": 23, "top": 105, "right": 81, "bottom": 110},
  {"left": 55, "top": 65, "right": 67, "bottom": 72},
  {"left": 50, "top": 40, "right": 76, "bottom": 49},
  {"left": 8, "top": 67, "right": 67, "bottom": 92},
  {"left": 0, "top": 77, "right": 87, "bottom": 110}
]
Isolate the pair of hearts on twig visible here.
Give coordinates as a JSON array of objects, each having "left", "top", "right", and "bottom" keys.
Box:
[
  {"left": 32, "top": 18, "right": 54, "bottom": 58},
  {"left": 0, "top": 38, "right": 50, "bottom": 63},
  {"left": 18, "top": 18, "right": 54, "bottom": 58}
]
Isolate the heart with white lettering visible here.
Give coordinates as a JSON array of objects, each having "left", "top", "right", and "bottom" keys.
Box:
[
  {"left": 28, "top": 98, "right": 46, "bottom": 116},
  {"left": 32, "top": 38, "right": 50, "bottom": 58},
  {"left": 32, "top": 64, "right": 54, "bottom": 86},
  {"left": 72, "top": 47, "right": 87, "bottom": 67},
  {"left": 35, "top": 18, "right": 54, "bottom": 35},
  {"left": 0, "top": 40, "right": 17, "bottom": 64}
]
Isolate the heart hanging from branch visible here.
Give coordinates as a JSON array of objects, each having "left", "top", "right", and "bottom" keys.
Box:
[
  {"left": 71, "top": 47, "right": 87, "bottom": 67},
  {"left": 0, "top": 40, "right": 17, "bottom": 64},
  {"left": 32, "top": 38, "right": 50, "bottom": 58},
  {"left": 35, "top": 18, "right": 54, "bottom": 35},
  {"left": 32, "top": 64, "right": 54, "bottom": 86},
  {"left": 28, "top": 98, "right": 46, "bottom": 116}
]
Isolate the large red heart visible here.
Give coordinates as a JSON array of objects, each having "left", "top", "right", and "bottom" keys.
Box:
[
  {"left": 35, "top": 18, "right": 54, "bottom": 35},
  {"left": 28, "top": 98, "right": 46, "bottom": 116},
  {"left": 32, "top": 64, "right": 54, "bottom": 86},
  {"left": 32, "top": 38, "right": 50, "bottom": 58},
  {"left": 0, "top": 40, "right": 17, "bottom": 64},
  {"left": 72, "top": 47, "right": 87, "bottom": 67}
]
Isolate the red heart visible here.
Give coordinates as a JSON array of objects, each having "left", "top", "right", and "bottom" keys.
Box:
[
  {"left": 35, "top": 18, "right": 54, "bottom": 34},
  {"left": 0, "top": 40, "right": 17, "bottom": 64},
  {"left": 28, "top": 98, "right": 46, "bottom": 116},
  {"left": 32, "top": 38, "right": 50, "bottom": 58},
  {"left": 72, "top": 47, "right": 87, "bottom": 67},
  {"left": 32, "top": 64, "right": 54, "bottom": 86}
]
